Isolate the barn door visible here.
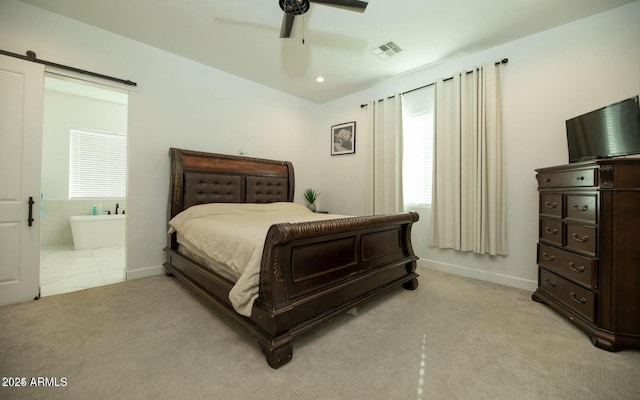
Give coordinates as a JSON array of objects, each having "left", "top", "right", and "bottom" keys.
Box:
[{"left": 0, "top": 54, "right": 44, "bottom": 305}]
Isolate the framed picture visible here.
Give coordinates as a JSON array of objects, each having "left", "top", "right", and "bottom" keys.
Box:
[{"left": 331, "top": 121, "right": 356, "bottom": 156}]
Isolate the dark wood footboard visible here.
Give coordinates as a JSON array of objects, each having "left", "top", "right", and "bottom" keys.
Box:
[
  {"left": 252, "top": 212, "right": 419, "bottom": 367},
  {"left": 255, "top": 213, "right": 419, "bottom": 334}
]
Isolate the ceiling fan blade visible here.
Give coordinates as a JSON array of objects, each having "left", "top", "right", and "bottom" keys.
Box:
[
  {"left": 310, "top": 0, "right": 368, "bottom": 13},
  {"left": 280, "top": 12, "right": 295, "bottom": 38}
]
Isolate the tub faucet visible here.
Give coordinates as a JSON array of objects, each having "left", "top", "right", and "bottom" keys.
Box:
[{"left": 115, "top": 203, "right": 120, "bottom": 215}]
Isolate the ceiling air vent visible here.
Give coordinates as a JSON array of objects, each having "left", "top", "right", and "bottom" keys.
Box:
[{"left": 372, "top": 41, "right": 402, "bottom": 59}]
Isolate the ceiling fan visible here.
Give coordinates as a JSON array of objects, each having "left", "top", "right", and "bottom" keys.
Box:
[{"left": 279, "top": 0, "right": 369, "bottom": 38}]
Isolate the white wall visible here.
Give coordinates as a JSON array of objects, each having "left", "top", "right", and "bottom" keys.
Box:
[
  {"left": 1, "top": 0, "right": 322, "bottom": 278},
  {"left": 316, "top": 1, "right": 640, "bottom": 290}
]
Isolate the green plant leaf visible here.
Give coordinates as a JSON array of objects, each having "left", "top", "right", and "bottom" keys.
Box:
[{"left": 303, "top": 188, "right": 320, "bottom": 203}]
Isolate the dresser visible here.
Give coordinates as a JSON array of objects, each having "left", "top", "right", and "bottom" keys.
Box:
[{"left": 532, "top": 159, "right": 640, "bottom": 351}]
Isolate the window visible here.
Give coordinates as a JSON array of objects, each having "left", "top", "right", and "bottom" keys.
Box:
[
  {"left": 69, "top": 129, "right": 127, "bottom": 199},
  {"left": 402, "top": 87, "right": 435, "bottom": 206},
  {"left": 403, "top": 112, "right": 434, "bottom": 206}
]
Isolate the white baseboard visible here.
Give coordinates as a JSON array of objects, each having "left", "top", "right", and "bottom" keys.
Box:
[
  {"left": 125, "top": 265, "right": 165, "bottom": 281},
  {"left": 417, "top": 258, "right": 537, "bottom": 292}
]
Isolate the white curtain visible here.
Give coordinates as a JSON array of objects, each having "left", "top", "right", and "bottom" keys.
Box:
[
  {"left": 366, "top": 96, "right": 404, "bottom": 215},
  {"left": 428, "top": 63, "right": 507, "bottom": 256}
]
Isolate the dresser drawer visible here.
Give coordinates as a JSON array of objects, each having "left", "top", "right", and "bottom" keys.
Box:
[
  {"left": 537, "top": 168, "right": 597, "bottom": 188},
  {"left": 565, "top": 224, "right": 597, "bottom": 256},
  {"left": 539, "top": 193, "right": 562, "bottom": 217},
  {"left": 566, "top": 194, "right": 597, "bottom": 223},
  {"left": 539, "top": 218, "right": 562, "bottom": 246},
  {"left": 537, "top": 243, "right": 595, "bottom": 288},
  {"left": 539, "top": 268, "right": 596, "bottom": 322}
]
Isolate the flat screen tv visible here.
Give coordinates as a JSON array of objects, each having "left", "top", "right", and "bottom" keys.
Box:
[{"left": 566, "top": 95, "right": 640, "bottom": 163}]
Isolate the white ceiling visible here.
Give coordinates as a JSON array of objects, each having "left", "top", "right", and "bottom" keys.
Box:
[{"left": 21, "top": 0, "right": 637, "bottom": 104}]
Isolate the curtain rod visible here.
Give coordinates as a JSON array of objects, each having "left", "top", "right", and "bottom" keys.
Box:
[
  {"left": 0, "top": 49, "right": 137, "bottom": 87},
  {"left": 360, "top": 58, "right": 508, "bottom": 108}
]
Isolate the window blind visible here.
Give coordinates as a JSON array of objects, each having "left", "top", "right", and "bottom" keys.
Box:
[
  {"left": 403, "top": 112, "right": 434, "bottom": 205},
  {"left": 69, "top": 129, "right": 127, "bottom": 199}
]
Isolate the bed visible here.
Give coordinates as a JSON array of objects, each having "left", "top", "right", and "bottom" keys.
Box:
[{"left": 163, "top": 148, "right": 420, "bottom": 368}]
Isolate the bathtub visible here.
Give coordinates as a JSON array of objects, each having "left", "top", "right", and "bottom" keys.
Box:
[{"left": 70, "top": 214, "right": 125, "bottom": 250}]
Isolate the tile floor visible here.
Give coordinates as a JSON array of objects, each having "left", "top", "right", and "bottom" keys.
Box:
[{"left": 40, "top": 245, "right": 125, "bottom": 297}]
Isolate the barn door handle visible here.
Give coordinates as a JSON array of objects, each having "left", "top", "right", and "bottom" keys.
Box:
[{"left": 28, "top": 196, "right": 35, "bottom": 227}]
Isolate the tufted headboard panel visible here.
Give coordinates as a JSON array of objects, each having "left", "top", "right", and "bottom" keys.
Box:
[
  {"left": 246, "top": 176, "right": 290, "bottom": 203},
  {"left": 183, "top": 172, "right": 244, "bottom": 208},
  {"left": 168, "top": 148, "right": 295, "bottom": 224}
]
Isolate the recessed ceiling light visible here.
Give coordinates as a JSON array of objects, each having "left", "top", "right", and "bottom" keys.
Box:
[{"left": 315, "top": 76, "right": 325, "bottom": 83}]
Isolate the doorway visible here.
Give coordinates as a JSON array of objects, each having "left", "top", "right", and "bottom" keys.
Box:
[{"left": 39, "top": 74, "right": 128, "bottom": 297}]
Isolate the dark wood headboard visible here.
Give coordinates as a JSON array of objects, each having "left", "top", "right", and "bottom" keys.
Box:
[{"left": 168, "top": 148, "right": 295, "bottom": 222}]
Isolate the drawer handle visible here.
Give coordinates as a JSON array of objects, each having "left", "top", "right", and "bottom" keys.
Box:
[
  {"left": 569, "top": 262, "right": 585, "bottom": 273},
  {"left": 542, "top": 253, "right": 555, "bottom": 262},
  {"left": 576, "top": 176, "right": 585, "bottom": 181},
  {"left": 544, "top": 278, "right": 556, "bottom": 287},
  {"left": 544, "top": 178, "right": 551, "bottom": 183},
  {"left": 573, "top": 204, "right": 589, "bottom": 212},
  {"left": 544, "top": 201, "right": 558, "bottom": 209},
  {"left": 544, "top": 227, "right": 558, "bottom": 235},
  {"left": 570, "top": 292, "right": 587, "bottom": 305},
  {"left": 572, "top": 233, "right": 589, "bottom": 243}
]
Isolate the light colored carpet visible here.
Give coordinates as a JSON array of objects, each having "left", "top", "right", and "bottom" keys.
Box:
[{"left": 1, "top": 267, "right": 638, "bottom": 400}]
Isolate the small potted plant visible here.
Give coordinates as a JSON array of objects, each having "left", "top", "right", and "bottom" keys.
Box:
[{"left": 303, "top": 188, "right": 321, "bottom": 212}]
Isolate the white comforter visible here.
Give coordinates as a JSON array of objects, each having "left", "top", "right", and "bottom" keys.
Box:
[{"left": 168, "top": 202, "right": 345, "bottom": 316}]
